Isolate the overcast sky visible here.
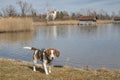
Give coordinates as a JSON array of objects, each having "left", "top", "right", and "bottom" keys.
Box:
[{"left": 0, "top": 0, "right": 120, "bottom": 14}]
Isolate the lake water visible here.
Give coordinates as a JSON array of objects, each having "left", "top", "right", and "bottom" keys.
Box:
[{"left": 0, "top": 24, "right": 120, "bottom": 69}]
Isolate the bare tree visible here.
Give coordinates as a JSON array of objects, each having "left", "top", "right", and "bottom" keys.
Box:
[
  {"left": 118, "top": 10, "right": 120, "bottom": 17},
  {"left": 17, "top": 0, "right": 31, "bottom": 17},
  {"left": 29, "top": 4, "right": 36, "bottom": 17},
  {"left": 6, "top": 5, "right": 17, "bottom": 17},
  {"left": 1, "top": 5, "right": 17, "bottom": 17},
  {"left": 1, "top": 8, "right": 7, "bottom": 16},
  {"left": 0, "top": 10, "right": 3, "bottom": 17},
  {"left": 71, "top": 13, "right": 76, "bottom": 20}
]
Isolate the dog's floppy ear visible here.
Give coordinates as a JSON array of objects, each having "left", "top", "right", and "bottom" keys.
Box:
[
  {"left": 54, "top": 49, "right": 60, "bottom": 57},
  {"left": 44, "top": 49, "right": 51, "bottom": 56}
]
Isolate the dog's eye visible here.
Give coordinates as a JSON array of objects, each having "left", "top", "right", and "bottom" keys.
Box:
[{"left": 45, "top": 51, "right": 51, "bottom": 56}]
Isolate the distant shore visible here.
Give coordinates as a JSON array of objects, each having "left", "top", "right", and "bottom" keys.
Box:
[
  {"left": 33, "top": 20, "right": 113, "bottom": 26},
  {"left": 0, "top": 58, "right": 120, "bottom": 80},
  {"left": 33, "top": 20, "right": 79, "bottom": 26},
  {"left": 96, "top": 20, "right": 113, "bottom": 24},
  {"left": 0, "top": 18, "right": 114, "bottom": 33}
]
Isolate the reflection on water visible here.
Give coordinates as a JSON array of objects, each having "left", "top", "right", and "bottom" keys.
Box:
[
  {"left": 36, "top": 25, "right": 98, "bottom": 39},
  {"left": 0, "top": 31, "right": 34, "bottom": 44},
  {"left": 0, "top": 24, "right": 120, "bottom": 69},
  {"left": 79, "top": 26, "right": 97, "bottom": 37}
]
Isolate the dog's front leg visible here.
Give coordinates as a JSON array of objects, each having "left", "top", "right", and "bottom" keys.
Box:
[
  {"left": 43, "top": 61, "right": 49, "bottom": 75},
  {"left": 48, "top": 64, "right": 52, "bottom": 73}
]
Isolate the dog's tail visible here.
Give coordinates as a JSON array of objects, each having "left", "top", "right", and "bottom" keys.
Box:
[{"left": 23, "top": 47, "right": 38, "bottom": 51}]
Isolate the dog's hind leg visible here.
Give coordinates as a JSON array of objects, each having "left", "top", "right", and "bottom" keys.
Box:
[
  {"left": 33, "top": 50, "right": 39, "bottom": 71},
  {"left": 33, "top": 59, "right": 37, "bottom": 71}
]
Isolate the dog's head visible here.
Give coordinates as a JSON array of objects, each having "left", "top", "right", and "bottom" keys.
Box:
[{"left": 44, "top": 48, "right": 60, "bottom": 60}]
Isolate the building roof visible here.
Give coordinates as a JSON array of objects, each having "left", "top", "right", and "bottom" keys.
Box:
[
  {"left": 114, "top": 17, "right": 120, "bottom": 21},
  {"left": 79, "top": 16, "right": 96, "bottom": 21}
]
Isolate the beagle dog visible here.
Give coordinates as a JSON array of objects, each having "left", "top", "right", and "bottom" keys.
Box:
[{"left": 23, "top": 47, "right": 60, "bottom": 75}]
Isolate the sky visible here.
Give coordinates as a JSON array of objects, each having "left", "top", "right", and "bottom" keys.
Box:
[{"left": 0, "top": 0, "right": 120, "bottom": 14}]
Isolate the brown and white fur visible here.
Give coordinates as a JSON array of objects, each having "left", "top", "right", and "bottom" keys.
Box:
[{"left": 23, "top": 47, "right": 60, "bottom": 75}]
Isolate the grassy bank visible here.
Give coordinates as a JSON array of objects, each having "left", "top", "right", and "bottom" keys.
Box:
[
  {"left": 0, "top": 18, "right": 114, "bottom": 33},
  {"left": 0, "top": 58, "right": 120, "bottom": 80},
  {"left": 33, "top": 20, "right": 79, "bottom": 26},
  {"left": 0, "top": 18, "right": 115, "bottom": 33},
  {"left": 0, "top": 18, "right": 33, "bottom": 33},
  {"left": 33, "top": 20, "right": 114, "bottom": 26},
  {"left": 97, "top": 20, "right": 113, "bottom": 24}
]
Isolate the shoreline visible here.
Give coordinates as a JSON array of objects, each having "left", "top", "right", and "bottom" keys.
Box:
[
  {"left": 0, "top": 18, "right": 114, "bottom": 33},
  {"left": 0, "top": 17, "right": 116, "bottom": 34},
  {"left": 0, "top": 58, "right": 120, "bottom": 80},
  {"left": 1, "top": 58, "right": 119, "bottom": 70},
  {"left": 32, "top": 20, "right": 79, "bottom": 26},
  {"left": 33, "top": 20, "right": 114, "bottom": 26}
]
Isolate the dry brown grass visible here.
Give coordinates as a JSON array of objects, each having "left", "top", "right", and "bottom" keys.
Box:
[
  {"left": 0, "top": 58, "right": 120, "bottom": 80},
  {"left": 33, "top": 20, "right": 114, "bottom": 26},
  {"left": 0, "top": 18, "right": 33, "bottom": 33},
  {"left": 33, "top": 20, "right": 79, "bottom": 26},
  {"left": 0, "top": 18, "right": 114, "bottom": 31},
  {"left": 52, "top": 20, "right": 79, "bottom": 25},
  {"left": 97, "top": 20, "right": 113, "bottom": 24}
]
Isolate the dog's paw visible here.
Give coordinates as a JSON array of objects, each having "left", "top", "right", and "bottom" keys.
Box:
[
  {"left": 33, "top": 67, "right": 36, "bottom": 72},
  {"left": 49, "top": 71, "right": 51, "bottom": 73},
  {"left": 45, "top": 73, "right": 49, "bottom": 75},
  {"left": 33, "top": 69, "right": 36, "bottom": 72}
]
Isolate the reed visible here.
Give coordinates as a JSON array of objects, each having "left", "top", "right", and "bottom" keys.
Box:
[
  {"left": 33, "top": 20, "right": 79, "bottom": 26},
  {"left": 97, "top": 20, "right": 113, "bottom": 24},
  {"left": 33, "top": 20, "right": 115, "bottom": 26},
  {"left": 0, "top": 18, "right": 33, "bottom": 33}
]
